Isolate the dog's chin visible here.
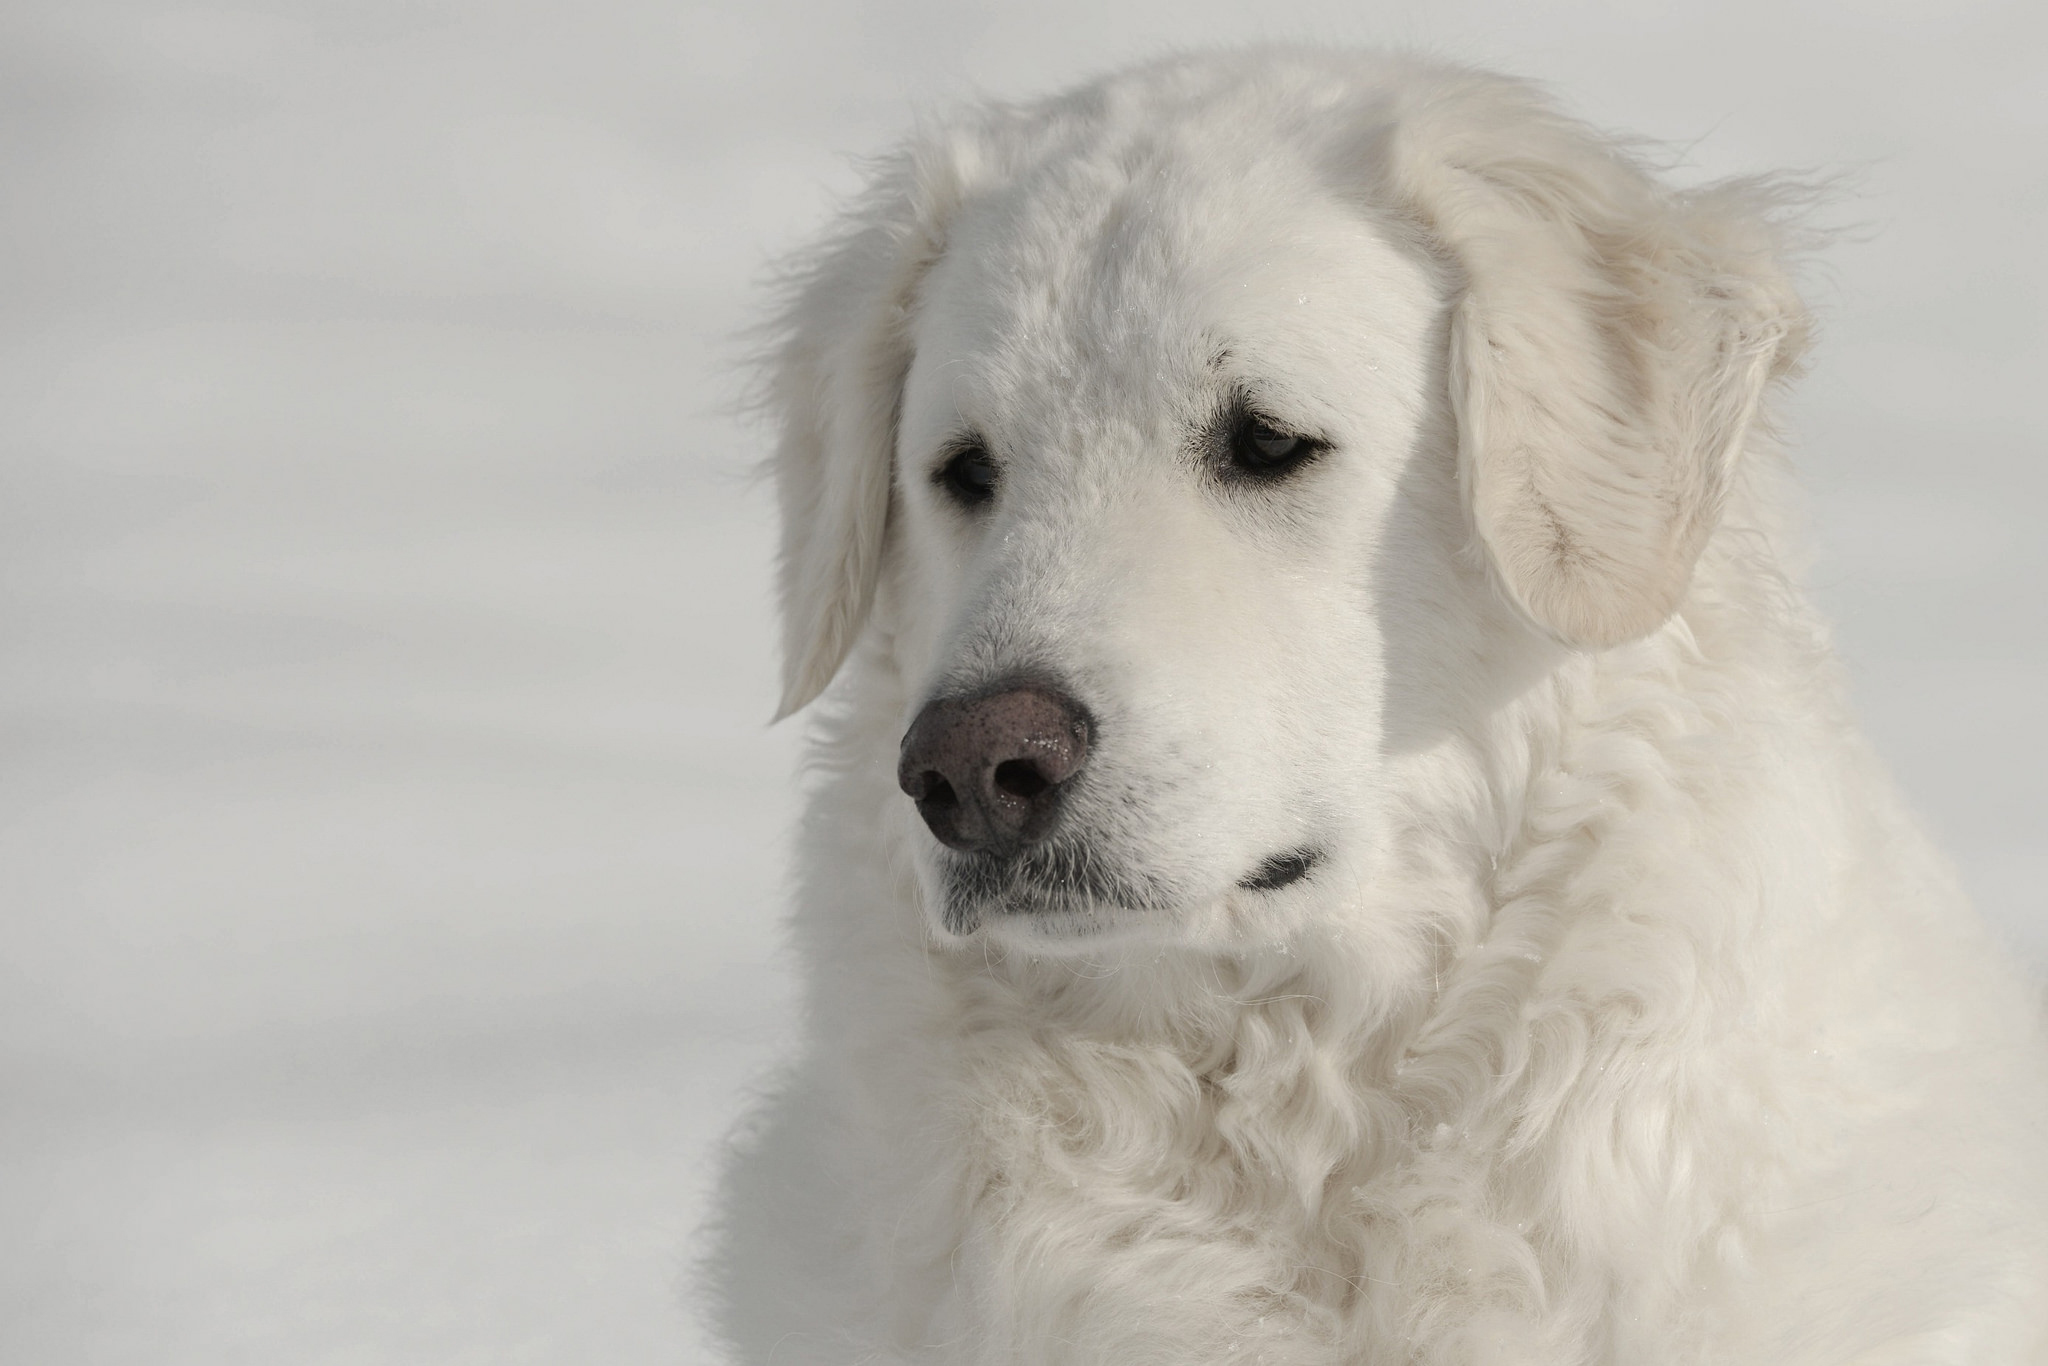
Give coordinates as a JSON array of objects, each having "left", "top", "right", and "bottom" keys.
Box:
[
  {"left": 967, "top": 896, "right": 1158, "bottom": 953},
  {"left": 932, "top": 881, "right": 1318, "bottom": 960}
]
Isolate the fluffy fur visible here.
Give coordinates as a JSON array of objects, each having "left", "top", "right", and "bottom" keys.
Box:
[{"left": 707, "top": 50, "right": 2048, "bottom": 1365}]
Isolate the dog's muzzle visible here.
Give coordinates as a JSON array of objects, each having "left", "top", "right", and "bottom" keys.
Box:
[{"left": 896, "top": 684, "right": 1091, "bottom": 861}]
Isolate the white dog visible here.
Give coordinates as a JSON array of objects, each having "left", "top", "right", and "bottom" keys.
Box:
[{"left": 706, "top": 49, "right": 2048, "bottom": 1365}]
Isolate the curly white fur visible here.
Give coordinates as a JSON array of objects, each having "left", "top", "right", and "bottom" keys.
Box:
[{"left": 707, "top": 49, "right": 2048, "bottom": 1365}]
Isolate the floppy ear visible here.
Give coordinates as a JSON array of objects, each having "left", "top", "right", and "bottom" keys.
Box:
[
  {"left": 762, "top": 137, "right": 971, "bottom": 719},
  {"left": 1379, "top": 76, "right": 1809, "bottom": 648}
]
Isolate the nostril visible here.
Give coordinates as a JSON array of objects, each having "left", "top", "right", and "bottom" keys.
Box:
[
  {"left": 991, "top": 759, "right": 1050, "bottom": 800},
  {"left": 916, "top": 773, "right": 960, "bottom": 809}
]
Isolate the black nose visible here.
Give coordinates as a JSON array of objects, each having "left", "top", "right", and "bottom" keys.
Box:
[{"left": 897, "top": 685, "right": 1091, "bottom": 858}]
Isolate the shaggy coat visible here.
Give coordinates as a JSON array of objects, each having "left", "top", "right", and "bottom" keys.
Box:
[{"left": 708, "top": 50, "right": 2048, "bottom": 1365}]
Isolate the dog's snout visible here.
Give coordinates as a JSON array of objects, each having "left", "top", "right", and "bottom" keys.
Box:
[{"left": 897, "top": 686, "right": 1091, "bottom": 857}]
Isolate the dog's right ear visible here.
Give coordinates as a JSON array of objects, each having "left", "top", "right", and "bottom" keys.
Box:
[{"left": 763, "top": 137, "right": 971, "bottom": 720}]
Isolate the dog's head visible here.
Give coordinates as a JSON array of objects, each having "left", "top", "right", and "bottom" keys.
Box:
[{"left": 762, "top": 53, "right": 1806, "bottom": 951}]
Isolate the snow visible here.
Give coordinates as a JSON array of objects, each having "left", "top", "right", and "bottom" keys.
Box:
[{"left": 1, "top": 2, "right": 2041, "bottom": 1362}]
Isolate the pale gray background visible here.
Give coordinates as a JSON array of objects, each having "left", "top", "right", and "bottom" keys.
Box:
[{"left": 1, "top": 1, "right": 2041, "bottom": 1362}]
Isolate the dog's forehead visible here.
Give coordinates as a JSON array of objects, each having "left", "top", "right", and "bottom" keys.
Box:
[{"left": 903, "top": 135, "right": 1437, "bottom": 463}]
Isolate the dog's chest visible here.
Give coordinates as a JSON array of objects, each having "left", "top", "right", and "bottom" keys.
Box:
[{"left": 907, "top": 998, "right": 1557, "bottom": 1364}]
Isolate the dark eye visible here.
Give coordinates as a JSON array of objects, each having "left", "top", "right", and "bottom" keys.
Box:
[
  {"left": 934, "top": 443, "right": 998, "bottom": 507},
  {"left": 1229, "top": 412, "right": 1319, "bottom": 476}
]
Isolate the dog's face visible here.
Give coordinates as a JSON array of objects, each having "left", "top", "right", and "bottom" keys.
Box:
[
  {"left": 885, "top": 159, "right": 1466, "bottom": 948},
  {"left": 767, "top": 58, "right": 1806, "bottom": 954}
]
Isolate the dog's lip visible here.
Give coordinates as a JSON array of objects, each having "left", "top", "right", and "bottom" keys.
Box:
[
  {"left": 937, "top": 839, "right": 1167, "bottom": 919},
  {"left": 937, "top": 843, "right": 1323, "bottom": 919},
  {"left": 1238, "top": 848, "right": 1320, "bottom": 892}
]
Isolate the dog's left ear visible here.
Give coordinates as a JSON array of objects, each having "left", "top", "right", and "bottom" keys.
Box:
[
  {"left": 1379, "top": 75, "right": 1810, "bottom": 648},
  {"left": 762, "top": 137, "right": 972, "bottom": 719}
]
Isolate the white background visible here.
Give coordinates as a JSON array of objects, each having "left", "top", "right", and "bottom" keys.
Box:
[{"left": 2, "top": 2, "right": 2042, "bottom": 1362}]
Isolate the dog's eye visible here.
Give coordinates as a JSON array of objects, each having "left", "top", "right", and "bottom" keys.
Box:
[
  {"left": 935, "top": 444, "right": 998, "bottom": 507},
  {"left": 1245, "top": 422, "right": 1301, "bottom": 465},
  {"left": 1229, "top": 413, "right": 1319, "bottom": 476}
]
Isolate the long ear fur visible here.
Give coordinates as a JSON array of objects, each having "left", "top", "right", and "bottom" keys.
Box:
[
  {"left": 762, "top": 134, "right": 974, "bottom": 719},
  {"left": 1378, "top": 76, "right": 1810, "bottom": 648}
]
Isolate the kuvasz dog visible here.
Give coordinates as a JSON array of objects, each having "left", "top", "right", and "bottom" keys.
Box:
[{"left": 707, "top": 49, "right": 2048, "bottom": 1365}]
